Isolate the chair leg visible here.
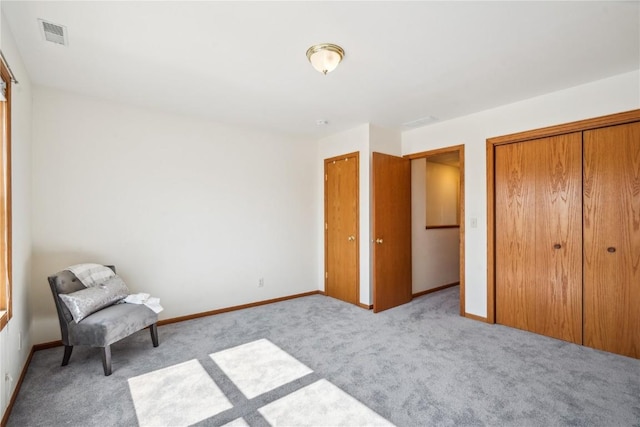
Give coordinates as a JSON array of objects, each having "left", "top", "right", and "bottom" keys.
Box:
[
  {"left": 150, "top": 323, "right": 159, "bottom": 347},
  {"left": 102, "top": 345, "right": 112, "bottom": 376},
  {"left": 61, "top": 345, "right": 73, "bottom": 366}
]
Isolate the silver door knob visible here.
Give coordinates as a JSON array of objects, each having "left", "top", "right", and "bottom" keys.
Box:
[{"left": 375, "top": 238, "right": 383, "bottom": 244}]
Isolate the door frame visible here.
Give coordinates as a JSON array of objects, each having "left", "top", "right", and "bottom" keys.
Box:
[
  {"left": 324, "top": 151, "right": 360, "bottom": 305},
  {"left": 405, "top": 144, "right": 465, "bottom": 317},
  {"left": 486, "top": 109, "right": 640, "bottom": 324}
]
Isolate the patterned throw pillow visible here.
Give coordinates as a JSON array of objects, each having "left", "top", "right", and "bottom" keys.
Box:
[{"left": 59, "top": 276, "right": 130, "bottom": 323}]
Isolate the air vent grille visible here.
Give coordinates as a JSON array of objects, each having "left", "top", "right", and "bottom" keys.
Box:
[
  {"left": 38, "top": 19, "right": 68, "bottom": 46},
  {"left": 402, "top": 116, "right": 438, "bottom": 128}
]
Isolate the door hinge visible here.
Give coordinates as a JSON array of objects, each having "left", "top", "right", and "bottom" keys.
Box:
[
  {"left": 325, "top": 222, "right": 328, "bottom": 230},
  {"left": 325, "top": 174, "right": 327, "bottom": 181},
  {"left": 325, "top": 272, "right": 328, "bottom": 279}
]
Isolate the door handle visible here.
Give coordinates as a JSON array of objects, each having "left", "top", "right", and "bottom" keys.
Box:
[
  {"left": 607, "top": 247, "right": 616, "bottom": 253},
  {"left": 375, "top": 238, "right": 383, "bottom": 244},
  {"left": 347, "top": 235, "right": 355, "bottom": 241},
  {"left": 553, "top": 243, "right": 562, "bottom": 249}
]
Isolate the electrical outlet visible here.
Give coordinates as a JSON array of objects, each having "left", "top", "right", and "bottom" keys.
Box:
[{"left": 258, "top": 278, "right": 264, "bottom": 288}]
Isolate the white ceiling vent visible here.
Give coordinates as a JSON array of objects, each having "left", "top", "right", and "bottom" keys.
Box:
[
  {"left": 402, "top": 116, "right": 438, "bottom": 128},
  {"left": 38, "top": 19, "right": 68, "bottom": 46}
]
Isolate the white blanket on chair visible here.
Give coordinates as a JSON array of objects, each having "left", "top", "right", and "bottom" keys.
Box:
[
  {"left": 124, "top": 293, "right": 164, "bottom": 314},
  {"left": 65, "top": 263, "right": 115, "bottom": 288}
]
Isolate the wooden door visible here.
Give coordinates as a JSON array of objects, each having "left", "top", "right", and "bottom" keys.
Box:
[
  {"left": 372, "top": 152, "right": 412, "bottom": 313},
  {"left": 325, "top": 153, "right": 359, "bottom": 305},
  {"left": 584, "top": 122, "right": 640, "bottom": 358},
  {"left": 495, "top": 141, "right": 537, "bottom": 332},
  {"left": 534, "top": 133, "right": 582, "bottom": 343},
  {"left": 495, "top": 133, "right": 582, "bottom": 343}
]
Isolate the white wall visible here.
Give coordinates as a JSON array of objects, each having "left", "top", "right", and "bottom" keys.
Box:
[
  {"left": 403, "top": 70, "right": 640, "bottom": 318},
  {"left": 425, "top": 162, "right": 459, "bottom": 227},
  {"left": 30, "top": 87, "right": 319, "bottom": 344},
  {"left": 411, "top": 159, "right": 459, "bottom": 294},
  {"left": 0, "top": 11, "right": 32, "bottom": 420},
  {"left": 369, "top": 125, "right": 401, "bottom": 156}
]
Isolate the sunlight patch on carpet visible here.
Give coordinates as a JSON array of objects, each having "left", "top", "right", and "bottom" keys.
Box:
[
  {"left": 258, "top": 379, "right": 395, "bottom": 426},
  {"left": 221, "top": 417, "right": 249, "bottom": 426},
  {"left": 128, "top": 359, "right": 232, "bottom": 426},
  {"left": 210, "top": 338, "right": 312, "bottom": 399}
]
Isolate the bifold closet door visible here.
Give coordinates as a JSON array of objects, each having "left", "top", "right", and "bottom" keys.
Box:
[
  {"left": 583, "top": 122, "right": 640, "bottom": 358},
  {"left": 495, "top": 133, "right": 582, "bottom": 343},
  {"left": 495, "top": 141, "right": 537, "bottom": 333}
]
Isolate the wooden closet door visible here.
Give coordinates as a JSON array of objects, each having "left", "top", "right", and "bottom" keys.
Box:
[
  {"left": 495, "top": 141, "right": 537, "bottom": 332},
  {"left": 535, "top": 133, "right": 582, "bottom": 343},
  {"left": 325, "top": 154, "right": 359, "bottom": 305},
  {"left": 495, "top": 133, "right": 582, "bottom": 343},
  {"left": 584, "top": 122, "right": 640, "bottom": 358}
]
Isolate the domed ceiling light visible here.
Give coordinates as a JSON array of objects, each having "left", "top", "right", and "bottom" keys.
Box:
[{"left": 306, "top": 43, "right": 345, "bottom": 75}]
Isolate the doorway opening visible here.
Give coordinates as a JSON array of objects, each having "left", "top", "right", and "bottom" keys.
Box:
[{"left": 406, "top": 145, "right": 465, "bottom": 316}]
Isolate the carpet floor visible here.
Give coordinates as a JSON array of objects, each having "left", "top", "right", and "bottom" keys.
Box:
[{"left": 6, "top": 286, "right": 640, "bottom": 426}]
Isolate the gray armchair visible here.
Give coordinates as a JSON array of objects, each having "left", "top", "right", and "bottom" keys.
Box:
[{"left": 48, "top": 265, "right": 159, "bottom": 376}]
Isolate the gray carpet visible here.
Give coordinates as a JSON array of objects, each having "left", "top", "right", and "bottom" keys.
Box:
[{"left": 7, "top": 287, "right": 640, "bottom": 426}]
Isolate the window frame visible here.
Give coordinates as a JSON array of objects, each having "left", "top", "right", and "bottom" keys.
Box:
[{"left": 0, "top": 59, "right": 12, "bottom": 332}]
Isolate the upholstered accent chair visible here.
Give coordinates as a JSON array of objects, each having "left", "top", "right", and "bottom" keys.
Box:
[{"left": 48, "top": 265, "right": 159, "bottom": 376}]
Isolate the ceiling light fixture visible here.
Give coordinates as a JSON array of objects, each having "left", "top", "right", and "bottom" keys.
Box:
[{"left": 306, "top": 43, "right": 345, "bottom": 75}]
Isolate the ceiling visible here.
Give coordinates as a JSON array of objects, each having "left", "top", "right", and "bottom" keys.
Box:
[{"left": 2, "top": 1, "right": 638, "bottom": 138}]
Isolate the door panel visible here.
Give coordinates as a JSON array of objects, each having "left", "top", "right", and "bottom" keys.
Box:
[
  {"left": 325, "top": 154, "right": 359, "bottom": 305},
  {"left": 584, "top": 122, "right": 640, "bottom": 358},
  {"left": 495, "top": 133, "right": 582, "bottom": 343},
  {"left": 372, "top": 152, "right": 412, "bottom": 312},
  {"left": 495, "top": 142, "right": 537, "bottom": 331},
  {"left": 535, "top": 133, "right": 582, "bottom": 343}
]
